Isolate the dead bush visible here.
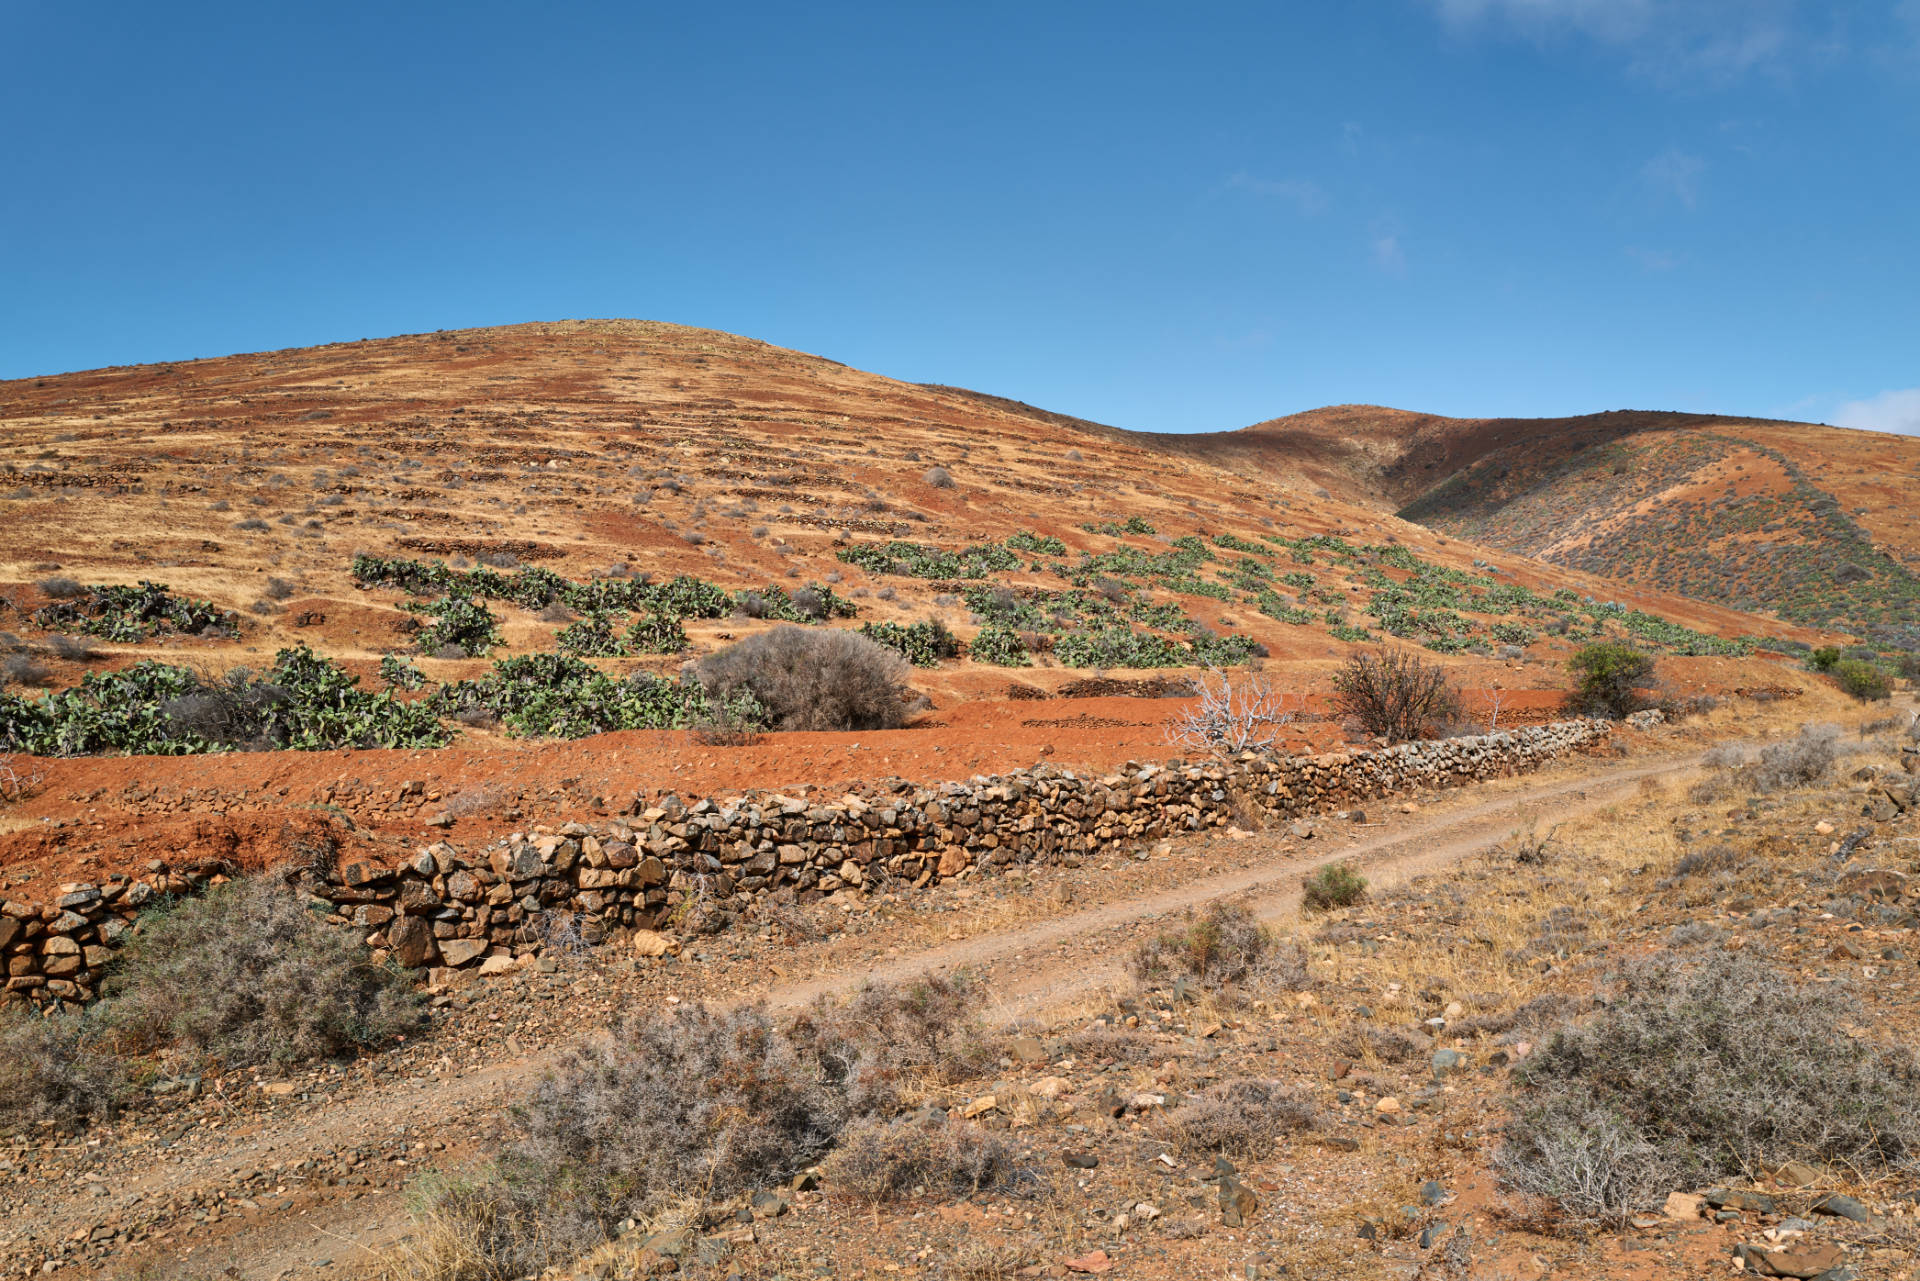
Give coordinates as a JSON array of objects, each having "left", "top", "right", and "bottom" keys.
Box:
[
  {"left": 1749, "top": 722, "right": 1840, "bottom": 792},
  {"left": 0, "top": 1012, "right": 125, "bottom": 1134},
  {"left": 1164, "top": 669, "right": 1297, "bottom": 754},
  {"left": 1339, "top": 1022, "right": 1431, "bottom": 1064},
  {"left": 48, "top": 633, "right": 101, "bottom": 662},
  {"left": 822, "top": 1117, "right": 1029, "bottom": 1204},
  {"left": 421, "top": 976, "right": 993, "bottom": 1274},
  {"left": 1131, "top": 902, "right": 1307, "bottom": 992},
  {"left": 1057, "top": 1025, "right": 1157, "bottom": 1064},
  {"left": 37, "top": 576, "right": 85, "bottom": 600},
  {"left": 101, "top": 876, "right": 423, "bottom": 1069},
  {"left": 2, "top": 652, "right": 50, "bottom": 687},
  {"left": 1448, "top": 993, "right": 1590, "bottom": 1041},
  {"left": 1162, "top": 1078, "right": 1319, "bottom": 1155},
  {"left": 788, "top": 974, "right": 992, "bottom": 1115},
  {"left": 1668, "top": 843, "right": 1743, "bottom": 880},
  {"left": 1331, "top": 649, "right": 1462, "bottom": 743},
  {"left": 693, "top": 626, "right": 912, "bottom": 732},
  {"left": 1497, "top": 953, "right": 1920, "bottom": 1223},
  {"left": 1699, "top": 743, "right": 1749, "bottom": 770}
]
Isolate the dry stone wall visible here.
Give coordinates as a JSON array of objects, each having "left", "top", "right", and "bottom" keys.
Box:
[{"left": 2, "top": 720, "right": 1613, "bottom": 1005}]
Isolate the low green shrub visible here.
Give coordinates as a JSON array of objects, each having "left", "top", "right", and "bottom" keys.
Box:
[
  {"left": 431, "top": 654, "right": 744, "bottom": 738},
  {"left": 1566, "top": 642, "right": 1657, "bottom": 717},
  {"left": 554, "top": 610, "right": 627, "bottom": 657},
  {"left": 968, "top": 624, "right": 1030, "bottom": 667},
  {"left": 860, "top": 619, "right": 961, "bottom": 667},
  {"left": 623, "top": 611, "right": 688, "bottom": 654},
  {"left": 1831, "top": 658, "right": 1892, "bottom": 702},
  {"left": 1302, "top": 862, "right": 1367, "bottom": 911},
  {"left": 31, "top": 580, "right": 238, "bottom": 641},
  {"left": 0, "top": 646, "right": 448, "bottom": 755},
  {"left": 413, "top": 595, "right": 502, "bottom": 658}
]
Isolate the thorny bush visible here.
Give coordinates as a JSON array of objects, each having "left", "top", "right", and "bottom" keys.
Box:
[
  {"left": 415, "top": 977, "right": 996, "bottom": 1277},
  {"left": 102, "top": 876, "right": 424, "bottom": 1069},
  {"left": 1497, "top": 952, "right": 1920, "bottom": 1223}
]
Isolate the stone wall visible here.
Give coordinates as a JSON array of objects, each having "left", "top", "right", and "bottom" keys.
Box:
[{"left": 1, "top": 719, "right": 1613, "bottom": 1005}]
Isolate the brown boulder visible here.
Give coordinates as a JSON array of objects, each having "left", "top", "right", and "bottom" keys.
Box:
[{"left": 386, "top": 914, "right": 438, "bottom": 968}]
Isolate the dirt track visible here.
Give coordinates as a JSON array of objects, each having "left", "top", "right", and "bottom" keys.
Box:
[{"left": 5, "top": 744, "right": 1707, "bottom": 1280}]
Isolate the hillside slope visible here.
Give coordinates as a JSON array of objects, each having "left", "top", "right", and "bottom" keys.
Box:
[
  {"left": 1169, "top": 406, "right": 1920, "bottom": 648},
  {"left": 0, "top": 320, "right": 1810, "bottom": 722}
]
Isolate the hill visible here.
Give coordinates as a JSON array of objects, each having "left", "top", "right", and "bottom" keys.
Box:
[
  {"left": 0, "top": 320, "right": 1810, "bottom": 713},
  {"left": 1173, "top": 405, "right": 1920, "bottom": 649}
]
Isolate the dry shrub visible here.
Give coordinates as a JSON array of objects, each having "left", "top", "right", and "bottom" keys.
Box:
[
  {"left": 2, "top": 652, "right": 50, "bottom": 687},
  {"left": 1700, "top": 743, "right": 1749, "bottom": 770},
  {"left": 1162, "top": 1078, "right": 1319, "bottom": 1155},
  {"left": 453, "top": 1005, "right": 849, "bottom": 1272},
  {"left": 1668, "top": 843, "right": 1743, "bottom": 880},
  {"left": 1164, "top": 669, "right": 1297, "bottom": 754},
  {"left": 1338, "top": 1022, "right": 1430, "bottom": 1064},
  {"left": 1448, "top": 993, "right": 1590, "bottom": 1041},
  {"left": 1497, "top": 952, "right": 1920, "bottom": 1223},
  {"left": 419, "top": 975, "right": 991, "bottom": 1275},
  {"left": 1131, "top": 902, "right": 1308, "bottom": 992},
  {"left": 693, "top": 626, "right": 911, "bottom": 731},
  {"left": 102, "top": 877, "right": 423, "bottom": 1069},
  {"left": 942, "top": 1240, "right": 1039, "bottom": 1281},
  {"left": 1057, "top": 1025, "right": 1157, "bottom": 1064},
  {"left": 0, "top": 1012, "right": 125, "bottom": 1133},
  {"left": 48, "top": 633, "right": 101, "bottom": 662},
  {"left": 1750, "top": 722, "right": 1840, "bottom": 792},
  {"left": 822, "top": 1117, "right": 1028, "bottom": 1204},
  {"left": 1331, "top": 648, "right": 1462, "bottom": 743},
  {"left": 787, "top": 974, "right": 993, "bottom": 1115}
]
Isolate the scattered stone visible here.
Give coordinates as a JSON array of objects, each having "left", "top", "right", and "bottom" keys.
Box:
[
  {"left": 631, "top": 929, "right": 675, "bottom": 958},
  {"left": 1810, "top": 1194, "right": 1872, "bottom": 1223},
  {"left": 1664, "top": 1191, "right": 1704, "bottom": 1220},
  {"left": 1774, "top": 1161, "right": 1823, "bottom": 1188},
  {"left": 1705, "top": 1189, "right": 1778, "bottom": 1214},
  {"left": 1732, "top": 1240, "right": 1845, "bottom": 1278},
  {"left": 1219, "top": 1176, "right": 1259, "bottom": 1227}
]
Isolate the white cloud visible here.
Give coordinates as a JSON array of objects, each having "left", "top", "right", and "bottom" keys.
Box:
[
  {"left": 1625, "top": 245, "right": 1684, "bottom": 270},
  {"left": 1642, "top": 147, "right": 1704, "bottom": 207},
  {"left": 1834, "top": 388, "right": 1920, "bottom": 435},
  {"left": 1426, "top": 0, "right": 1803, "bottom": 83},
  {"left": 1224, "top": 172, "right": 1329, "bottom": 215},
  {"left": 1372, "top": 233, "right": 1406, "bottom": 273}
]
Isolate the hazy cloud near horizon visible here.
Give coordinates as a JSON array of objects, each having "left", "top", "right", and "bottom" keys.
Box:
[{"left": 1834, "top": 388, "right": 1920, "bottom": 435}]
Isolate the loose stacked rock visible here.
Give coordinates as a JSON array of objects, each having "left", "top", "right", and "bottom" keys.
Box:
[{"left": 2, "top": 720, "right": 1612, "bottom": 1004}]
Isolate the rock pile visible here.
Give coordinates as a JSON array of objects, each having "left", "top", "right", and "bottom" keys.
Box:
[{"left": 3, "top": 720, "right": 1612, "bottom": 1004}]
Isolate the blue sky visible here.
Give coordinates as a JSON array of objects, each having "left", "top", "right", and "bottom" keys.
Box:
[{"left": 3, "top": 1, "right": 1916, "bottom": 433}]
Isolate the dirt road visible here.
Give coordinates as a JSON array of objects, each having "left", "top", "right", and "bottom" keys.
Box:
[{"left": 7, "top": 746, "right": 1700, "bottom": 1280}]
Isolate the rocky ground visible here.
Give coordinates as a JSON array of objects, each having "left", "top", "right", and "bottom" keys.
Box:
[{"left": 5, "top": 691, "right": 1916, "bottom": 1281}]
